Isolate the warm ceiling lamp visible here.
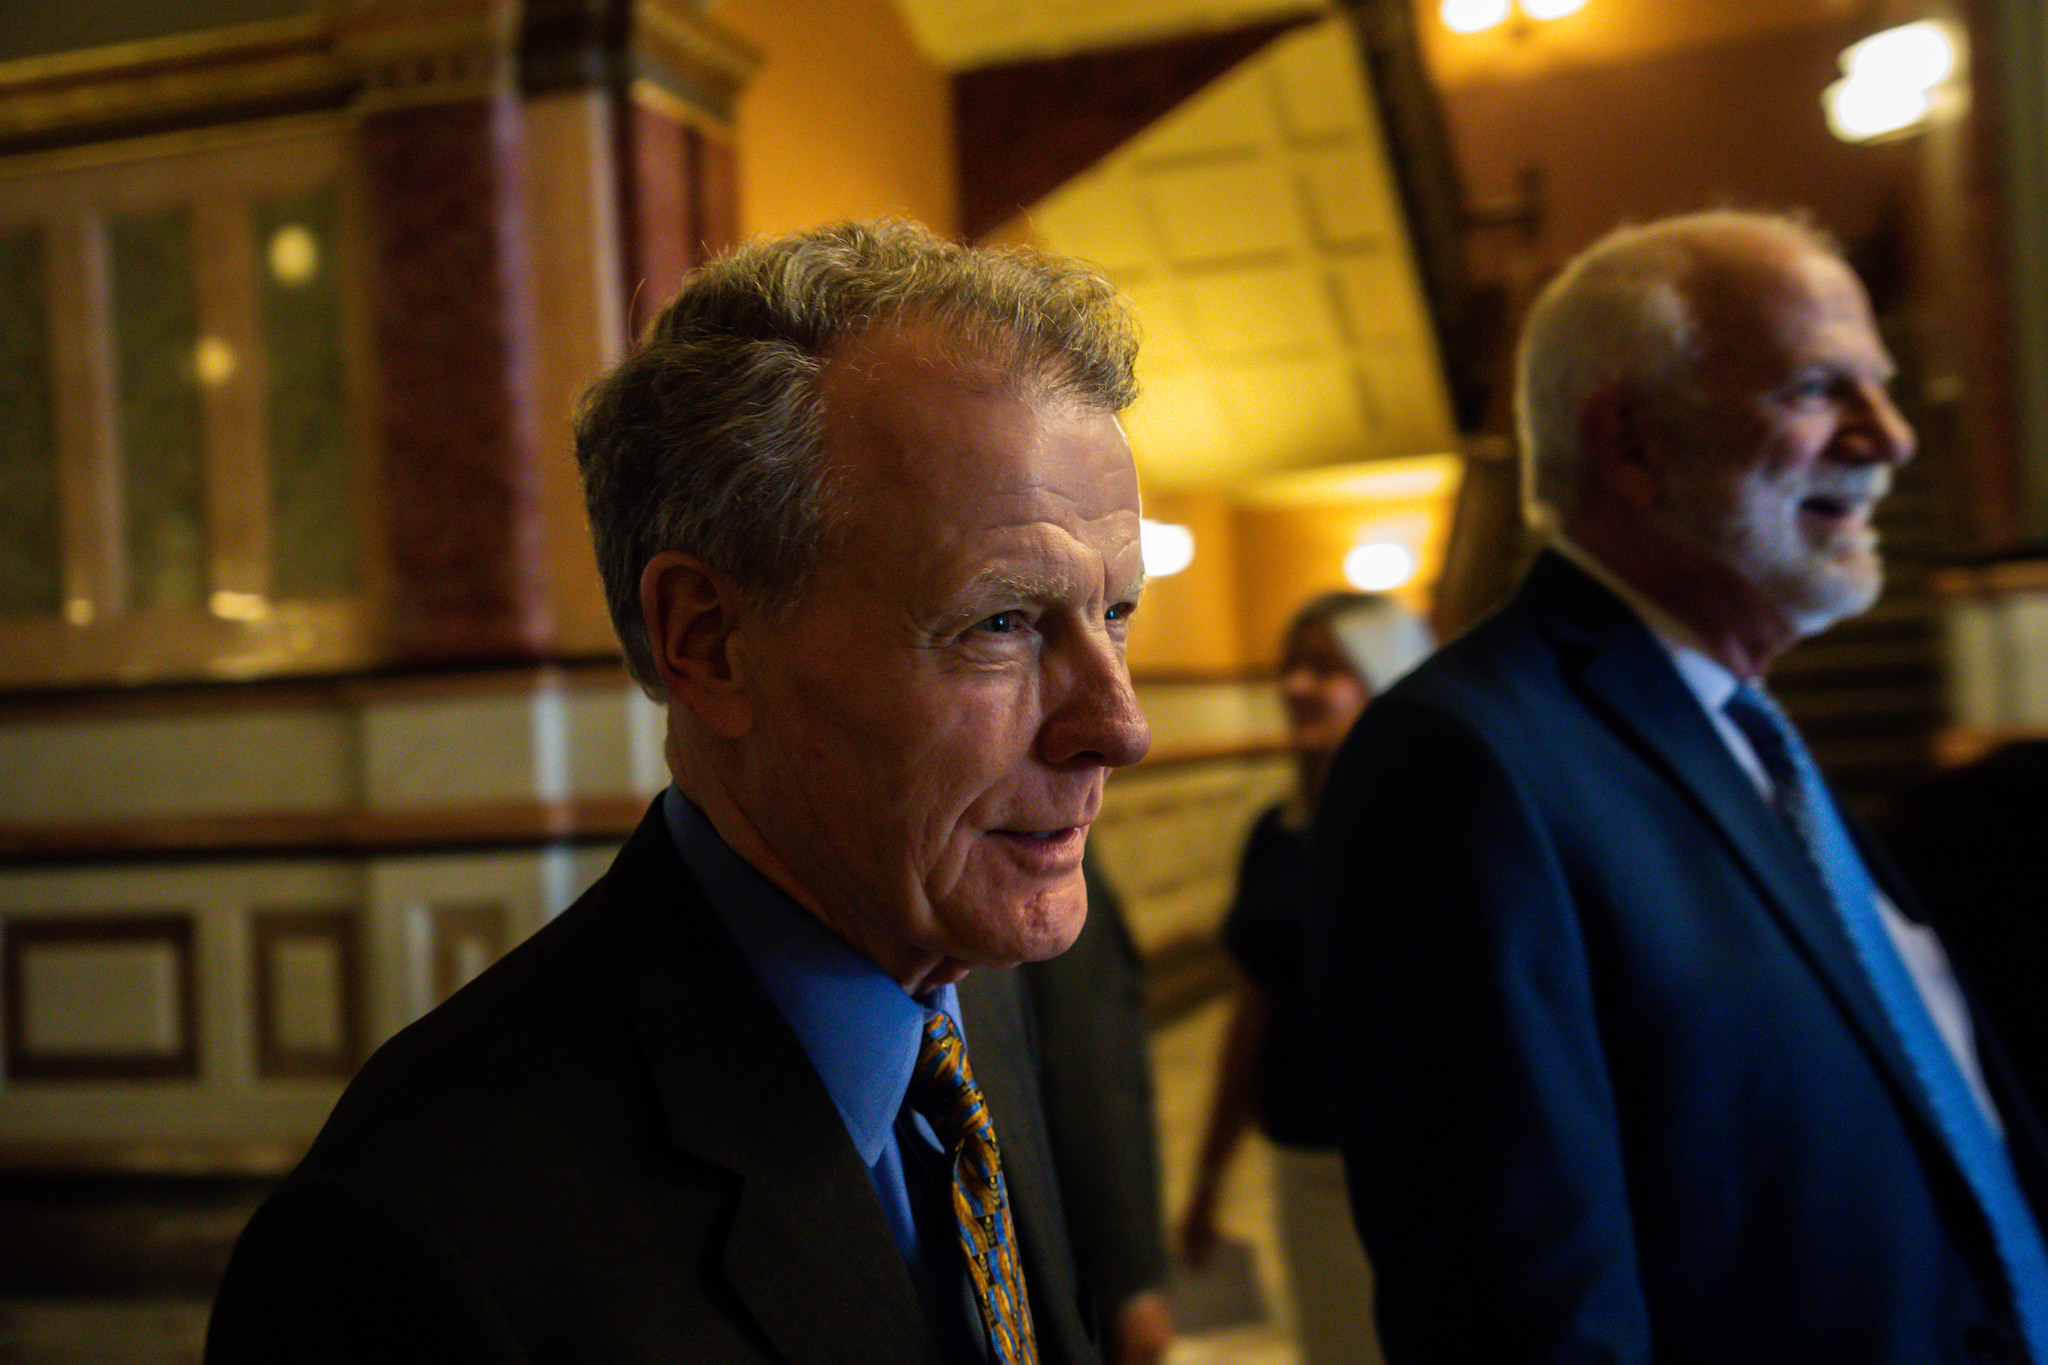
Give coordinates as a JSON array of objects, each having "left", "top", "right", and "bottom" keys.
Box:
[
  {"left": 1441, "top": 0, "right": 1510, "bottom": 34},
  {"left": 1441, "top": 0, "right": 1585, "bottom": 32},
  {"left": 1139, "top": 518, "right": 1195, "bottom": 578},
  {"left": 1823, "top": 20, "right": 1957, "bottom": 142},
  {"left": 1345, "top": 542, "right": 1417, "bottom": 592}
]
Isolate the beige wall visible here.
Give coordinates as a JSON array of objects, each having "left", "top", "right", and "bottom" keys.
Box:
[{"left": 717, "top": 0, "right": 957, "bottom": 238}]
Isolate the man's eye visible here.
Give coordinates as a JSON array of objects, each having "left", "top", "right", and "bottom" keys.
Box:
[
  {"left": 976, "top": 611, "right": 1025, "bottom": 634},
  {"left": 1106, "top": 601, "right": 1136, "bottom": 625}
]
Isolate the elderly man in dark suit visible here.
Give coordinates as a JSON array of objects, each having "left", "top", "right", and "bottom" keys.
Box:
[
  {"left": 1309, "top": 210, "right": 2048, "bottom": 1363},
  {"left": 207, "top": 220, "right": 1151, "bottom": 1365}
]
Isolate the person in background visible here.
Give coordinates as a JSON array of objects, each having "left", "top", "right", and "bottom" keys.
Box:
[
  {"left": 1177, "top": 592, "right": 1432, "bottom": 1365},
  {"left": 1024, "top": 852, "right": 1176, "bottom": 1365}
]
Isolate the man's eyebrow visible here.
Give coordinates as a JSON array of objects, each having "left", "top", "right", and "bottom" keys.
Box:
[
  {"left": 969, "top": 567, "right": 1148, "bottom": 602},
  {"left": 972, "top": 569, "right": 1072, "bottom": 602}
]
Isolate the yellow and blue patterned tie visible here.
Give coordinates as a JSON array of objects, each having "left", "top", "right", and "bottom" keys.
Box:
[{"left": 908, "top": 1009, "right": 1039, "bottom": 1365}]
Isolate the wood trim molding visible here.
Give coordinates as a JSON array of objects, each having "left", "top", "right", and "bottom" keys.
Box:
[
  {"left": 1930, "top": 559, "right": 2048, "bottom": 597},
  {"left": 0, "top": 796, "right": 652, "bottom": 865},
  {"left": 0, "top": 742, "right": 1283, "bottom": 863},
  {"left": 1126, "top": 737, "right": 1290, "bottom": 771},
  {"left": 0, "top": 655, "right": 632, "bottom": 725},
  {"left": 0, "top": 16, "right": 350, "bottom": 157},
  {"left": 0, "top": 1135, "right": 309, "bottom": 1175}
]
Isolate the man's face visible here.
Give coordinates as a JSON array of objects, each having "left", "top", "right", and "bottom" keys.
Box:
[
  {"left": 1652, "top": 243, "right": 1915, "bottom": 636},
  {"left": 722, "top": 330, "right": 1150, "bottom": 992}
]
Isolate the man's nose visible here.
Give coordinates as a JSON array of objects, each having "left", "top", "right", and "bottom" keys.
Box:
[
  {"left": 1851, "top": 380, "right": 1916, "bottom": 465},
  {"left": 1041, "top": 632, "right": 1151, "bottom": 771}
]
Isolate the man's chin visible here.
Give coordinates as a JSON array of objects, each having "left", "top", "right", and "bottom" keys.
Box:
[{"left": 1767, "top": 558, "right": 1882, "bottom": 635}]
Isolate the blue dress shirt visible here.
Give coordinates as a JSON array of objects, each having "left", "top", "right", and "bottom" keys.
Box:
[{"left": 662, "top": 789, "right": 988, "bottom": 1362}]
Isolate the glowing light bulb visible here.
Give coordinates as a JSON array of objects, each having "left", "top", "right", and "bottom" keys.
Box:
[
  {"left": 1844, "top": 22, "right": 1955, "bottom": 92},
  {"left": 1824, "top": 76, "right": 1930, "bottom": 141},
  {"left": 194, "top": 336, "right": 237, "bottom": 387},
  {"left": 267, "top": 223, "right": 321, "bottom": 285},
  {"left": 1441, "top": 0, "right": 1510, "bottom": 34},
  {"left": 1140, "top": 519, "right": 1194, "bottom": 578},
  {"left": 1344, "top": 542, "right": 1415, "bottom": 592},
  {"left": 1521, "top": 0, "right": 1587, "bottom": 18}
]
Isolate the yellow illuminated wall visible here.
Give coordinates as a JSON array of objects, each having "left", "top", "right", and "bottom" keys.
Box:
[{"left": 720, "top": 0, "right": 958, "bottom": 238}]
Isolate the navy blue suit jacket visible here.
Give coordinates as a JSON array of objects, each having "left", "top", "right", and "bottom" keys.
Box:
[{"left": 1308, "top": 551, "right": 2047, "bottom": 1364}]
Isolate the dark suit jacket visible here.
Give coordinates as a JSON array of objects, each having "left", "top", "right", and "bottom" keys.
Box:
[
  {"left": 1307, "top": 551, "right": 2048, "bottom": 1365},
  {"left": 207, "top": 803, "right": 1099, "bottom": 1365}
]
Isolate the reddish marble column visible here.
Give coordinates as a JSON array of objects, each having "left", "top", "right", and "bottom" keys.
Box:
[
  {"left": 357, "top": 88, "right": 551, "bottom": 663},
  {"left": 616, "top": 94, "right": 740, "bottom": 338}
]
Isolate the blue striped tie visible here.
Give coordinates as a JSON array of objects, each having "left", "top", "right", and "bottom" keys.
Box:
[{"left": 1726, "top": 683, "right": 2048, "bottom": 1354}]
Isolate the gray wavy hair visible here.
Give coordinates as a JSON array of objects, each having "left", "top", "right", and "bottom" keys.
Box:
[
  {"left": 575, "top": 219, "right": 1140, "bottom": 697},
  {"left": 1515, "top": 209, "right": 1840, "bottom": 526}
]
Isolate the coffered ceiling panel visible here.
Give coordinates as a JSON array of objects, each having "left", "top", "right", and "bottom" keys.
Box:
[
  {"left": 1298, "top": 146, "right": 1402, "bottom": 250},
  {"left": 1178, "top": 264, "right": 1336, "bottom": 356},
  {"left": 1266, "top": 14, "right": 1368, "bottom": 138},
  {"left": 1018, "top": 15, "right": 1456, "bottom": 490},
  {"left": 1141, "top": 159, "right": 1303, "bottom": 261},
  {"left": 1209, "top": 355, "right": 1370, "bottom": 464}
]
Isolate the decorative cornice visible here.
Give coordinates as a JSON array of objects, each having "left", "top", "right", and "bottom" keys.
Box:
[
  {"left": 337, "top": 0, "right": 521, "bottom": 113},
  {"left": 630, "top": 0, "right": 758, "bottom": 123},
  {"left": 0, "top": 0, "right": 753, "bottom": 156},
  {"left": 0, "top": 14, "right": 351, "bottom": 155}
]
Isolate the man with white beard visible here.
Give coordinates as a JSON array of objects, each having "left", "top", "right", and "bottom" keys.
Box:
[{"left": 1308, "top": 210, "right": 2048, "bottom": 1364}]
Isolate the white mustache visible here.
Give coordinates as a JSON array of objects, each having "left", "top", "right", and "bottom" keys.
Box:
[{"left": 1800, "top": 467, "right": 1890, "bottom": 507}]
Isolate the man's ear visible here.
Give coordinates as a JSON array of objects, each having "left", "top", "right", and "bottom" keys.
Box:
[
  {"left": 1578, "top": 384, "right": 1665, "bottom": 513},
  {"left": 640, "top": 551, "right": 754, "bottom": 739}
]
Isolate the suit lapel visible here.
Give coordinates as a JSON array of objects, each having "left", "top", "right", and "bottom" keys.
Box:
[
  {"left": 596, "top": 808, "right": 940, "bottom": 1365},
  {"left": 1528, "top": 554, "right": 1944, "bottom": 1142}
]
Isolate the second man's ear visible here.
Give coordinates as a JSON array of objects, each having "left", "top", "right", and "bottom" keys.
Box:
[
  {"left": 640, "top": 551, "right": 754, "bottom": 739},
  {"left": 1578, "top": 385, "right": 1666, "bottom": 513}
]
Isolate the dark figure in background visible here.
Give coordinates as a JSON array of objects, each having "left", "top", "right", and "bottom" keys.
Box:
[
  {"left": 1308, "top": 210, "right": 2048, "bottom": 1363},
  {"left": 1023, "top": 853, "right": 1174, "bottom": 1365},
  {"left": 1179, "top": 592, "right": 1431, "bottom": 1365},
  {"left": 208, "top": 220, "right": 1152, "bottom": 1364},
  {"left": 1888, "top": 740, "right": 2048, "bottom": 1121}
]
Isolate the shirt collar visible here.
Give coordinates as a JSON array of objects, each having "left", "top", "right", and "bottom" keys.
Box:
[
  {"left": 1550, "top": 534, "right": 1744, "bottom": 717},
  {"left": 662, "top": 787, "right": 962, "bottom": 1165}
]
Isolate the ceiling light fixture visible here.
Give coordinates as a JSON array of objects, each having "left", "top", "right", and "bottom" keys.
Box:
[
  {"left": 1345, "top": 542, "right": 1416, "bottom": 592},
  {"left": 1441, "top": 0, "right": 1511, "bottom": 35},
  {"left": 1824, "top": 21, "right": 1958, "bottom": 142},
  {"left": 1441, "top": 0, "right": 1585, "bottom": 33},
  {"left": 1140, "top": 519, "right": 1195, "bottom": 578}
]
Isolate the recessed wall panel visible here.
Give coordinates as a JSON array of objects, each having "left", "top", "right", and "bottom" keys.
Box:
[
  {"left": 107, "top": 208, "right": 206, "bottom": 613},
  {"left": 256, "top": 186, "right": 355, "bottom": 600},
  {"left": 0, "top": 224, "right": 59, "bottom": 616},
  {"left": 2, "top": 914, "right": 197, "bottom": 1080},
  {"left": 251, "top": 908, "right": 361, "bottom": 1080}
]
